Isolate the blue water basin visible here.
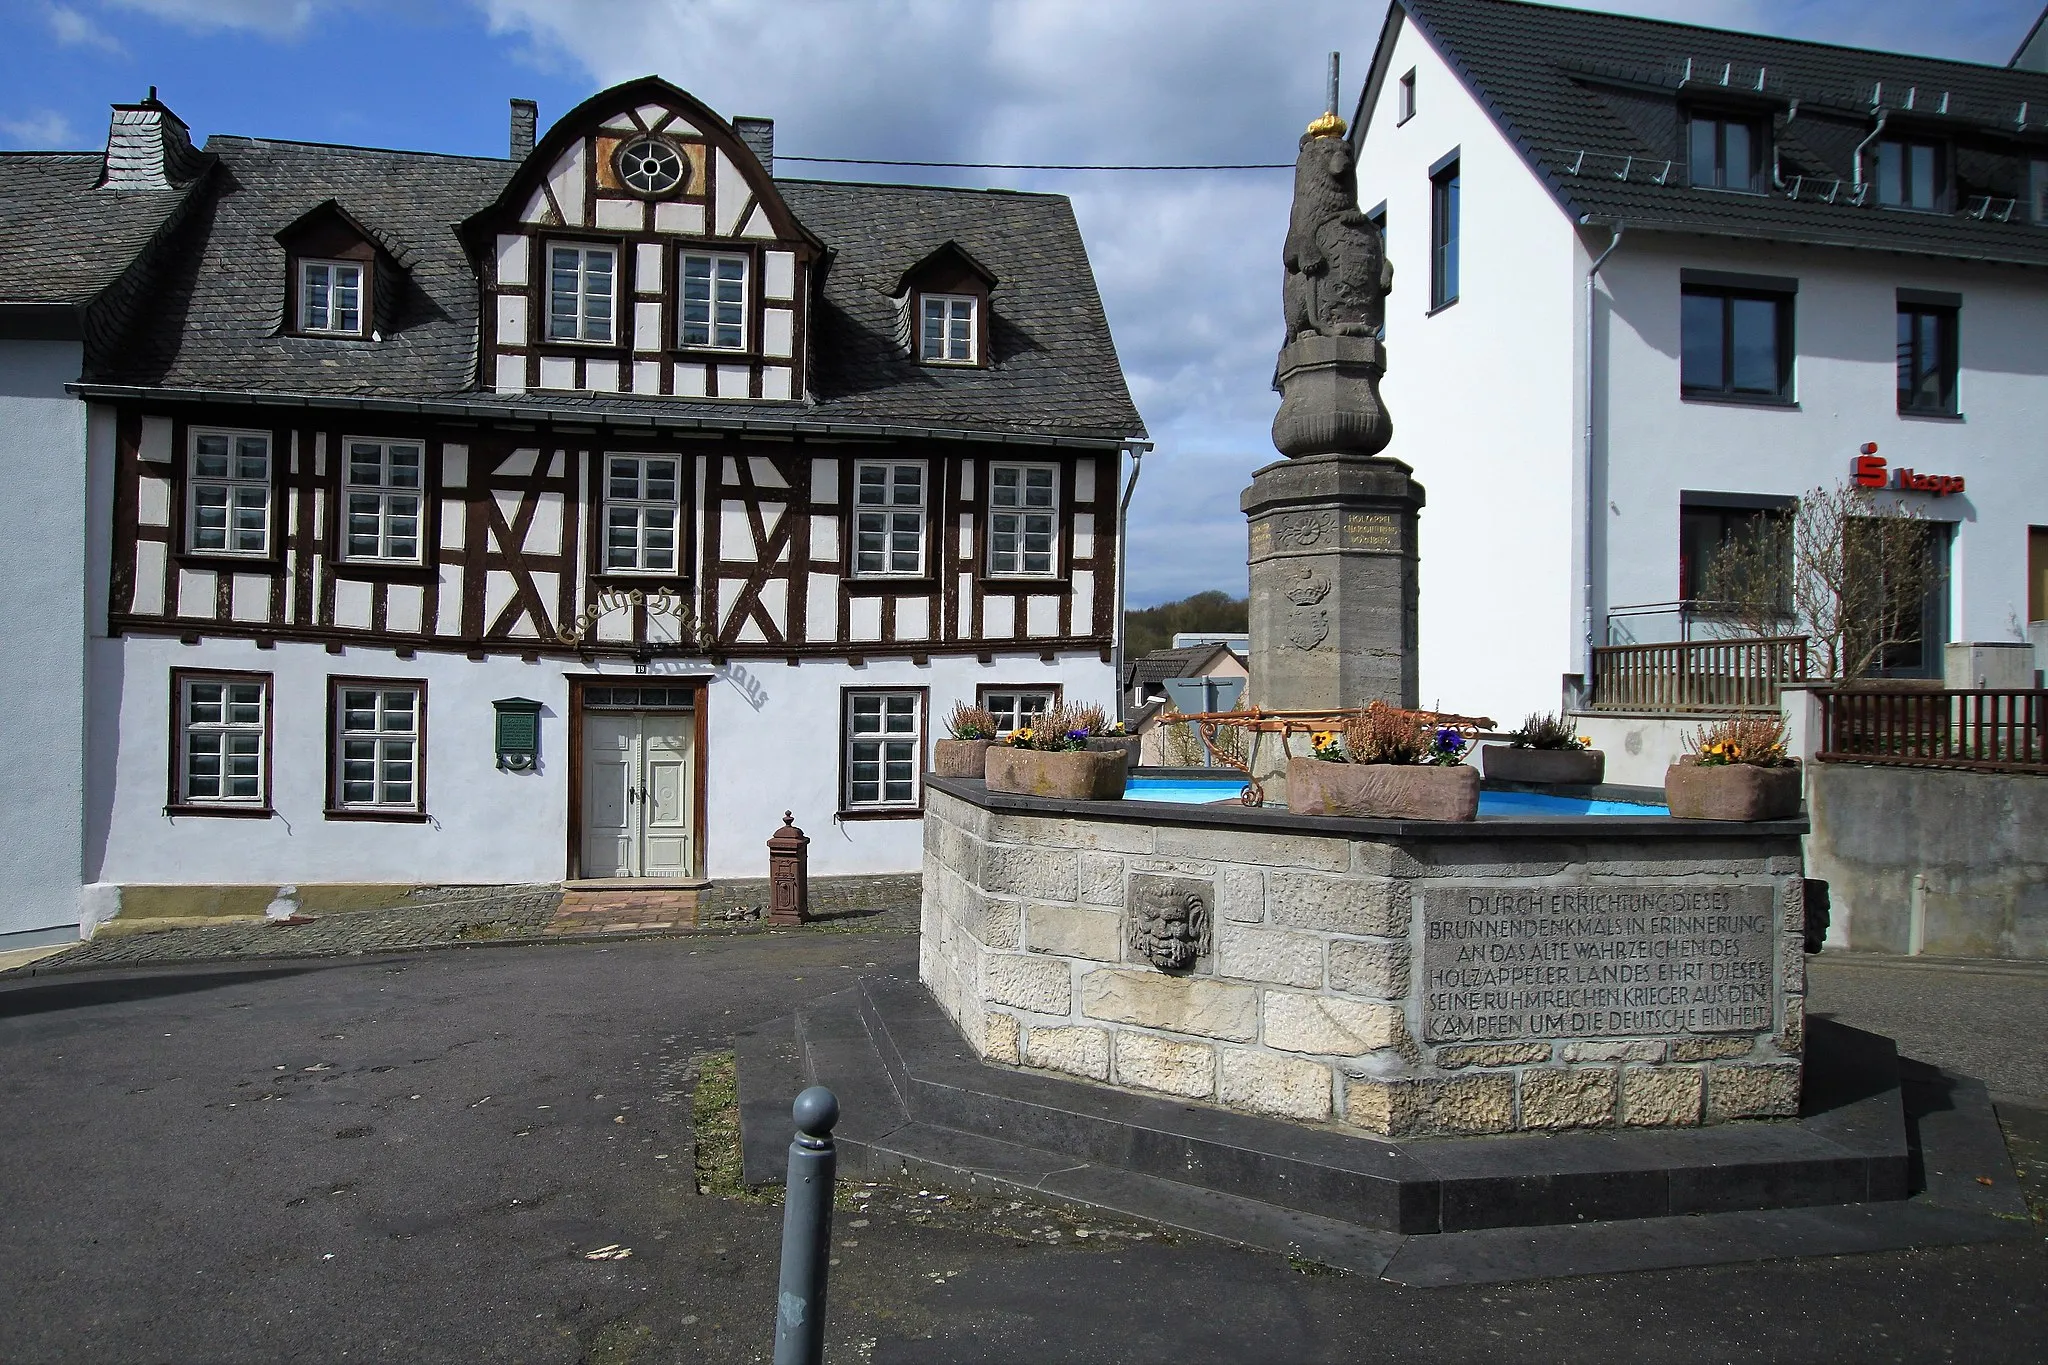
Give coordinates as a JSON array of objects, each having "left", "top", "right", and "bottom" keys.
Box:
[{"left": 1124, "top": 777, "right": 1668, "bottom": 817}]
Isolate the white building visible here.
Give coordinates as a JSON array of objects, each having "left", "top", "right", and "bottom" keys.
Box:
[
  {"left": 1351, "top": 0, "right": 2048, "bottom": 754},
  {"left": 0, "top": 78, "right": 1143, "bottom": 943}
]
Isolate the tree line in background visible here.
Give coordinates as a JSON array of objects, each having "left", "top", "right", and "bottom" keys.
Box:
[{"left": 1123, "top": 590, "right": 1248, "bottom": 656}]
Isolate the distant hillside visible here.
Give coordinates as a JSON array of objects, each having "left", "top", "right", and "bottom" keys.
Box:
[{"left": 1124, "top": 591, "right": 1248, "bottom": 656}]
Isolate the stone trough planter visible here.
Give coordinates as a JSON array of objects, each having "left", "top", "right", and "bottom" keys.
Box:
[
  {"left": 931, "top": 738, "right": 993, "bottom": 779},
  {"left": 1482, "top": 746, "right": 1605, "bottom": 785},
  {"left": 985, "top": 746, "right": 1128, "bottom": 800},
  {"left": 1286, "top": 756, "right": 1478, "bottom": 821},
  {"left": 1664, "top": 758, "right": 1802, "bottom": 821}
]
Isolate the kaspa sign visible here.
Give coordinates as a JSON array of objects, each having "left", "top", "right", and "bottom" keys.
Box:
[{"left": 1853, "top": 445, "right": 1964, "bottom": 497}]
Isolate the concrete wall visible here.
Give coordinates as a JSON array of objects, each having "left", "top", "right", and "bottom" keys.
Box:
[
  {"left": 923, "top": 785, "right": 1804, "bottom": 1137},
  {"left": 85, "top": 635, "right": 1118, "bottom": 889},
  {"left": 0, "top": 341, "right": 88, "bottom": 946},
  {"left": 1352, "top": 18, "right": 1584, "bottom": 727},
  {"left": 1807, "top": 764, "right": 2048, "bottom": 960}
]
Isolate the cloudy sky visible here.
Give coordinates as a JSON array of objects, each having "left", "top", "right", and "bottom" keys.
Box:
[{"left": 3, "top": 0, "right": 2036, "bottom": 604}]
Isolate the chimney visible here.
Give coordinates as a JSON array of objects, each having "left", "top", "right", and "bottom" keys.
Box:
[
  {"left": 509, "top": 98, "right": 538, "bottom": 160},
  {"left": 733, "top": 116, "right": 774, "bottom": 175},
  {"left": 100, "top": 88, "right": 199, "bottom": 190}
]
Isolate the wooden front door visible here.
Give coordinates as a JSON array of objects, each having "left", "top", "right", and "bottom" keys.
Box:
[{"left": 580, "top": 710, "right": 695, "bottom": 878}]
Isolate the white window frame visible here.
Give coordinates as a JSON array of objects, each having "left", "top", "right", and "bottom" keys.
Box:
[
  {"left": 546, "top": 242, "right": 618, "bottom": 344},
  {"left": 986, "top": 462, "right": 1059, "bottom": 578},
  {"left": 332, "top": 680, "right": 423, "bottom": 814},
  {"left": 186, "top": 427, "right": 273, "bottom": 558},
  {"left": 852, "top": 460, "right": 927, "bottom": 577},
  {"left": 602, "top": 453, "right": 684, "bottom": 576},
  {"left": 176, "top": 673, "right": 269, "bottom": 807},
  {"left": 919, "top": 293, "right": 977, "bottom": 364},
  {"left": 981, "top": 689, "right": 1057, "bottom": 738},
  {"left": 843, "top": 690, "right": 923, "bottom": 811},
  {"left": 340, "top": 437, "right": 426, "bottom": 564},
  {"left": 679, "top": 251, "right": 749, "bottom": 351},
  {"left": 298, "top": 258, "right": 364, "bottom": 335}
]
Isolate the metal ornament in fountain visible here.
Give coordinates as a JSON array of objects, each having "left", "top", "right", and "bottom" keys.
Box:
[{"left": 1246, "top": 59, "right": 1424, "bottom": 722}]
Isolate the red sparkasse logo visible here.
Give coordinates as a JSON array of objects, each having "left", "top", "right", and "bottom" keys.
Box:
[{"left": 1850, "top": 450, "right": 1963, "bottom": 497}]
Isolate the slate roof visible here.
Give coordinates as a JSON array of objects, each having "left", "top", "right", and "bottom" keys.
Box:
[
  {"left": 1123, "top": 643, "right": 1242, "bottom": 701},
  {"left": 81, "top": 135, "right": 1145, "bottom": 442},
  {"left": 1365, "top": 0, "right": 2048, "bottom": 267},
  {"left": 0, "top": 153, "right": 196, "bottom": 307}
]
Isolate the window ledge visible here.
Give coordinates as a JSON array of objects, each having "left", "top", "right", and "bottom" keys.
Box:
[
  {"left": 1679, "top": 391, "right": 1800, "bottom": 410},
  {"left": 1897, "top": 408, "right": 1965, "bottom": 423},
  {"left": 164, "top": 804, "right": 273, "bottom": 820},
  {"left": 836, "top": 806, "right": 925, "bottom": 822},
  {"left": 1426, "top": 297, "right": 1459, "bottom": 317},
  {"left": 332, "top": 560, "right": 435, "bottom": 580},
  {"left": 325, "top": 808, "right": 432, "bottom": 823},
  {"left": 846, "top": 574, "right": 940, "bottom": 594},
  {"left": 173, "top": 551, "right": 286, "bottom": 573}
]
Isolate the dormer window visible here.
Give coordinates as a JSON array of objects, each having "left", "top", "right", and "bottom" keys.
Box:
[
  {"left": 920, "top": 295, "right": 977, "bottom": 364},
  {"left": 1687, "top": 113, "right": 1762, "bottom": 193},
  {"left": 298, "top": 259, "right": 364, "bottom": 335},
  {"left": 1876, "top": 139, "right": 1946, "bottom": 211},
  {"left": 547, "top": 243, "right": 617, "bottom": 343},
  {"left": 680, "top": 252, "right": 748, "bottom": 350}
]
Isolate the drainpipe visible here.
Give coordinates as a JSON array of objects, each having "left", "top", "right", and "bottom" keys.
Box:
[
  {"left": 1112, "top": 439, "right": 1152, "bottom": 724},
  {"left": 1580, "top": 222, "right": 1624, "bottom": 697},
  {"left": 1851, "top": 109, "right": 1888, "bottom": 202}
]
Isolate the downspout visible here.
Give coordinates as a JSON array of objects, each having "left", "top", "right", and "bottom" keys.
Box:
[
  {"left": 1851, "top": 109, "right": 1888, "bottom": 202},
  {"left": 1580, "top": 222, "right": 1624, "bottom": 697},
  {"left": 1112, "top": 439, "right": 1152, "bottom": 724}
]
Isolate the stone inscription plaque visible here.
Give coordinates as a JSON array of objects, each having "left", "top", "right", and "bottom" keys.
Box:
[
  {"left": 1344, "top": 512, "right": 1400, "bottom": 553},
  {"left": 1422, "top": 885, "right": 1776, "bottom": 1042}
]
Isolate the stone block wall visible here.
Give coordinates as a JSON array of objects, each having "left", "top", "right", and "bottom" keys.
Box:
[{"left": 921, "top": 786, "right": 1806, "bottom": 1138}]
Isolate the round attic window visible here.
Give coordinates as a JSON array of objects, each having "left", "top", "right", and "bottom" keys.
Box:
[{"left": 616, "top": 137, "right": 687, "bottom": 197}]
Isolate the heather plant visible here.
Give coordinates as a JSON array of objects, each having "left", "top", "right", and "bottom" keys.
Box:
[
  {"left": 944, "top": 701, "right": 997, "bottom": 741},
  {"left": 1341, "top": 702, "right": 1427, "bottom": 764},
  {"left": 1006, "top": 702, "right": 1094, "bottom": 752},
  {"left": 1509, "top": 712, "right": 1591, "bottom": 751},
  {"left": 1684, "top": 715, "right": 1792, "bottom": 767}
]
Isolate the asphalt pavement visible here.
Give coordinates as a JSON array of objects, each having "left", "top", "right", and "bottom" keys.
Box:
[{"left": 2, "top": 934, "right": 2043, "bottom": 1364}]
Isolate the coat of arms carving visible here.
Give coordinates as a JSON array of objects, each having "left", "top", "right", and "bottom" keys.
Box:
[{"left": 1127, "top": 875, "right": 1212, "bottom": 972}]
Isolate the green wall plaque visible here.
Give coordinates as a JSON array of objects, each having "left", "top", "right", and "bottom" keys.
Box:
[{"left": 493, "top": 698, "right": 543, "bottom": 771}]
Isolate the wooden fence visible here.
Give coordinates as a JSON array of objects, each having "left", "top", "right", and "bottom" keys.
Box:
[
  {"left": 1817, "top": 689, "right": 2048, "bottom": 774},
  {"left": 1590, "top": 636, "right": 1808, "bottom": 713}
]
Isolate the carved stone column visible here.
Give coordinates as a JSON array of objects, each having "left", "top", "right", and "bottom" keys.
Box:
[{"left": 1242, "top": 451, "right": 1424, "bottom": 715}]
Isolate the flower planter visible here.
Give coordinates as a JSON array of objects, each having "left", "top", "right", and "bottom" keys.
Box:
[
  {"left": 932, "top": 738, "right": 994, "bottom": 779},
  {"left": 1287, "top": 756, "right": 1479, "bottom": 821},
  {"left": 985, "top": 747, "right": 1128, "bottom": 800},
  {"left": 1483, "top": 746, "right": 1605, "bottom": 785},
  {"left": 1086, "top": 735, "right": 1143, "bottom": 770},
  {"left": 1664, "top": 759, "right": 1802, "bottom": 821}
]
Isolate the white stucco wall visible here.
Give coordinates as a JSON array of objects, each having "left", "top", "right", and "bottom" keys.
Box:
[
  {"left": 1353, "top": 18, "right": 1584, "bottom": 728},
  {"left": 85, "top": 635, "right": 1116, "bottom": 886},
  {"left": 0, "top": 341, "right": 88, "bottom": 945},
  {"left": 1598, "top": 239, "right": 2048, "bottom": 647}
]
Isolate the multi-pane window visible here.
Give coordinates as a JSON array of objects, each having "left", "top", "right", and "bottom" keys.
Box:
[
  {"left": 920, "top": 295, "right": 976, "bottom": 363},
  {"left": 178, "top": 674, "right": 267, "bottom": 807},
  {"left": 299, "top": 259, "right": 364, "bottom": 335},
  {"left": 334, "top": 683, "right": 422, "bottom": 813},
  {"left": 1680, "top": 287, "right": 1792, "bottom": 400},
  {"left": 844, "top": 691, "right": 921, "bottom": 809},
  {"left": 988, "top": 463, "right": 1057, "bottom": 576},
  {"left": 547, "top": 244, "right": 616, "bottom": 343},
  {"left": 680, "top": 252, "right": 747, "bottom": 350},
  {"left": 853, "top": 461, "right": 926, "bottom": 576},
  {"left": 187, "top": 429, "right": 272, "bottom": 556},
  {"left": 1897, "top": 304, "right": 1958, "bottom": 415},
  {"left": 604, "top": 455, "right": 681, "bottom": 574},
  {"left": 342, "top": 438, "right": 424, "bottom": 562},
  {"left": 1397, "top": 69, "right": 1416, "bottom": 124},
  {"left": 1430, "top": 159, "right": 1459, "bottom": 310},
  {"left": 1875, "top": 140, "right": 1945, "bottom": 211},
  {"left": 1678, "top": 499, "right": 1792, "bottom": 607},
  {"left": 982, "top": 690, "right": 1056, "bottom": 737},
  {"left": 1687, "top": 115, "right": 1761, "bottom": 192}
]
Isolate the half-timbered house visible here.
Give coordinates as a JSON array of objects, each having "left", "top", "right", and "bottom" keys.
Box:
[{"left": 9, "top": 77, "right": 1142, "bottom": 928}]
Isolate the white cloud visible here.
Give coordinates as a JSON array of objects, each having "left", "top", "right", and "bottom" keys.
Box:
[
  {"left": 472, "top": 0, "right": 2036, "bottom": 607},
  {"left": 103, "top": 0, "right": 326, "bottom": 38},
  {"left": 48, "top": 4, "right": 126, "bottom": 52},
  {"left": 0, "top": 110, "right": 79, "bottom": 148}
]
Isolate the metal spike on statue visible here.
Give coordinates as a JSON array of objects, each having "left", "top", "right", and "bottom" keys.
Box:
[{"left": 1273, "top": 51, "right": 1395, "bottom": 458}]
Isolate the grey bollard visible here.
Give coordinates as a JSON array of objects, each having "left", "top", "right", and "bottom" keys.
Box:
[{"left": 772, "top": 1086, "right": 839, "bottom": 1365}]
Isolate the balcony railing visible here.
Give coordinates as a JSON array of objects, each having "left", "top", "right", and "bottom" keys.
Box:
[
  {"left": 1590, "top": 636, "right": 1808, "bottom": 713},
  {"left": 1818, "top": 689, "right": 2048, "bottom": 774}
]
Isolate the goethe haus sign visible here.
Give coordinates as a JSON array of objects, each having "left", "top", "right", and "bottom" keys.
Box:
[{"left": 1853, "top": 445, "right": 1964, "bottom": 497}]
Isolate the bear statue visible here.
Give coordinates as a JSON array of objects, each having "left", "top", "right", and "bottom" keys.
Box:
[{"left": 1281, "top": 133, "right": 1392, "bottom": 345}]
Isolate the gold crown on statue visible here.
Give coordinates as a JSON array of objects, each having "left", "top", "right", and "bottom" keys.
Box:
[{"left": 1305, "top": 110, "right": 1348, "bottom": 139}]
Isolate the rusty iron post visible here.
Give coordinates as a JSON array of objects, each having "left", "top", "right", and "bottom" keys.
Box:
[{"left": 767, "top": 811, "right": 810, "bottom": 925}]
